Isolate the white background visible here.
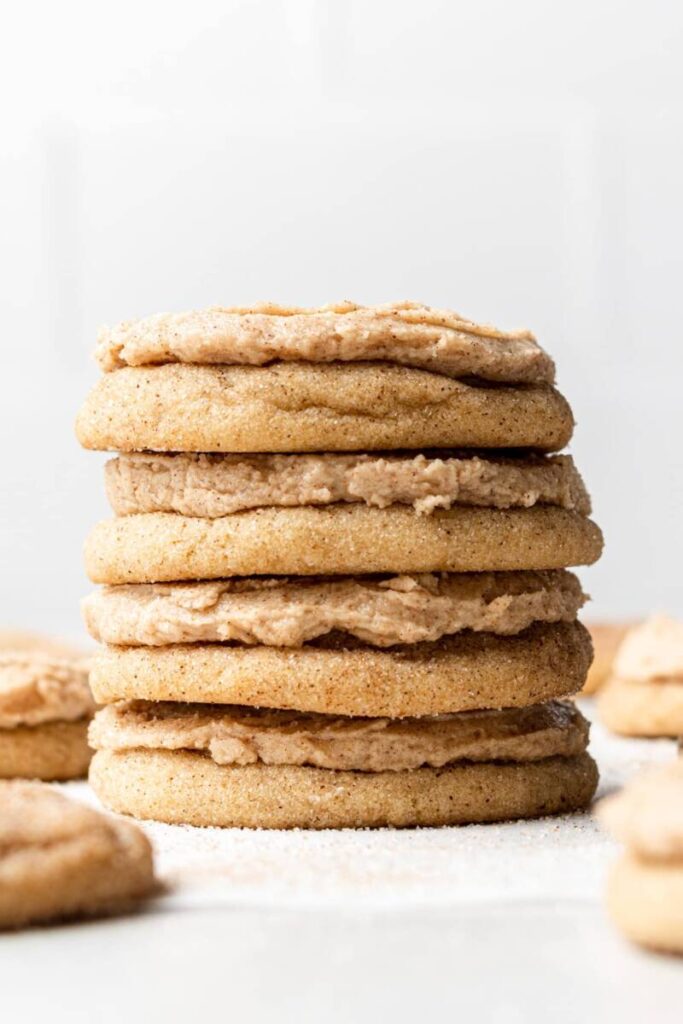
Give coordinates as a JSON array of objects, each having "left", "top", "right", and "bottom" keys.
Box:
[{"left": 1, "top": 0, "right": 682, "bottom": 639}]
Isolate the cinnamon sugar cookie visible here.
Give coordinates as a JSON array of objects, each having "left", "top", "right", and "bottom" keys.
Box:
[
  {"left": 76, "top": 363, "right": 574, "bottom": 454},
  {"left": 84, "top": 506, "right": 603, "bottom": 585},
  {"left": 89, "top": 621, "right": 593, "bottom": 718},
  {"left": 90, "top": 747, "right": 598, "bottom": 829}
]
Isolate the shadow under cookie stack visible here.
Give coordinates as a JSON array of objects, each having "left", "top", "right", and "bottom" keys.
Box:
[{"left": 77, "top": 302, "right": 603, "bottom": 829}]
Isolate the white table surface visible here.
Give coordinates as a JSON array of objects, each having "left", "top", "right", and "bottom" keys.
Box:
[{"left": 2, "top": 701, "right": 682, "bottom": 1022}]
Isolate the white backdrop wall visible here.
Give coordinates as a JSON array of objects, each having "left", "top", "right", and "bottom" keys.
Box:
[{"left": 1, "top": 0, "right": 682, "bottom": 640}]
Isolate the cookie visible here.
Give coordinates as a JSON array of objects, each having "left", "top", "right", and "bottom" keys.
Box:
[
  {"left": 75, "top": 363, "right": 574, "bottom": 454},
  {"left": 597, "top": 616, "right": 683, "bottom": 736},
  {"left": 105, "top": 451, "right": 590, "bottom": 518},
  {"left": 582, "top": 621, "right": 634, "bottom": 694},
  {"left": 89, "top": 748, "right": 598, "bottom": 829},
  {"left": 95, "top": 301, "right": 554, "bottom": 383},
  {"left": 0, "top": 720, "right": 91, "bottom": 781},
  {"left": 82, "top": 570, "right": 586, "bottom": 648},
  {"left": 0, "top": 643, "right": 95, "bottom": 780},
  {"left": 90, "top": 699, "right": 590, "bottom": 771},
  {"left": 89, "top": 621, "right": 593, "bottom": 718},
  {"left": 0, "top": 781, "right": 156, "bottom": 930},
  {"left": 84, "top": 506, "right": 603, "bottom": 585},
  {"left": 596, "top": 762, "right": 683, "bottom": 953},
  {"left": 605, "top": 856, "right": 683, "bottom": 954},
  {"left": 598, "top": 677, "right": 683, "bottom": 737}
]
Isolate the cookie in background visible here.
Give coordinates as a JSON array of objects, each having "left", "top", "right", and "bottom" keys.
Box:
[
  {"left": 0, "top": 781, "right": 156, "bottom": 930},
  {"left": 599, "top": 616, "right": 683, "bottom": 737},
  {"left": 596, "top": 761, "right": 683, "bottom": 954},
  {"left": 581, "top": 621, "right": 635, "bottom": 695},
  {"left": 0, "top": 629, "right": 95, "bottom": 780}
]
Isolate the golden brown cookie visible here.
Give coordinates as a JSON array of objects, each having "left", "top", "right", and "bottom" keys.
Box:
[
  {"left": 0, "top": 720, "right": 91, "bottom": 781},
  {"left": 82, "top": 570, "right": 586, "bottom": 648},
  {"left": 75, "top": 364, "right": 574, "bottom": 454},
  {"left": 84, "top": 506, "right": 603, "bottom": 585},
  {"left": 90, "top": 621, "right": 593, "bottom": 718},
  {"left": 95, "top": 301, "right": 554, "bottom": 382},
  {"left": 582, "top": 621, "right": 634, "bottom": 694},
  {"left": 90, "top": 698, "right": 590, "bottom": 771},
  {"left": 89, "top": 748, "right": 598, "bottom": 829},
  {"left": 0, "top": 781, "right": 156, "bottom": 930}
]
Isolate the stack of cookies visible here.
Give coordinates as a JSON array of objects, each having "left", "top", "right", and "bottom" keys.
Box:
[{"left": 77, "top": 302, "right": 603, "bottom": 829}]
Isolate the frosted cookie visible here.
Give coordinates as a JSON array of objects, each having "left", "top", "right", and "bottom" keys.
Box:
[
  {"left": 0, "top": 640, "right": 95, "bottom": 780},
  {"left": 91, "top": 699, "right": 590, "bottom": 770},
  {"left": 596, "top": 762, "right": 683, "bottom": 953},
  {"left": 76, "top": 364, "right": 574, "bottom": 454},
  {"left": 83, "top": 570, "right": 585, "bottom": 648},
  {"left": 105, "top": 451, "right": 590, "bottom": 518},
  {"left": 582, "top": 621, "right": 634, "bottom": 694},
  {"left": 89, "top": 621, "right": 593, "bottom": 718},
  {"left": 90, "top": 748, "right": 598, "bottom": 829},
  {"left": 95, "top": 301, "right": 554, "bottom": 383},
  {"left": 0, "top": 781, "right": 156, "bottom": 930},
  {"left": 598, "top": 616, "right": 683, "bottom": 737},
  {"left": 84, "top": 506, "right": 603, "bottom": 585}
]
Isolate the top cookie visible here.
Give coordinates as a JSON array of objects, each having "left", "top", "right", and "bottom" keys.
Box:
[{"left": 95, "top": 301, "right": 554, "bottom": 384}]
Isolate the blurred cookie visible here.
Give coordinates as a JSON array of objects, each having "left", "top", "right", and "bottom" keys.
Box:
[
  {"left": 597, "top": 762, "right": 683, "bottom": 953},
  {"left": 0, "top": 781, "right": 156, "bottom": 930},
  {"left": 76, "top": 363, "right": 574, "bottom": 455},
  {"left": 598, "top": 616, "right": 683, "bottom": 737},
  {"left": 582, "top": 621, "right": 634, "bottom": 695},
  {"left": 0, "top": 633, "right": 95, "bottom": 780}
]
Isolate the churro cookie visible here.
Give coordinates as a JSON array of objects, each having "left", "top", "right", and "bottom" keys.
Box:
[
  {"left": 0, "top": 781, "right": 156, "bottom": 930},
  {"left": 95, "top": 301, "right": 554, "bottom": 382},
  {"left": 91, "top": 699, "right": 590, "bottom": 771},
  {"left": 90, "top": 621, "right": 592, "bottom": 717},
  {"left": 106, "top": 451, "right": 590, "bottom": 518},
  {"left": 76, "top": 364, "right": 574, "bottom": 454},
  {"left": 90, "top": 748, "right": 598, "bottom": 829},
  {"left": 85, "top": 506, "right": 603, "bottom": 585},
  {"left": 83, "top": 571, "right": 585, "bottom": 648},
  {"left": 599, "top": 616, "right": 683, "bottom": 736},
  {"left": 0, "top": 639, "right": 95, "bottom": 780},
  {"left": 597, "top": 762, "right": 683, "bottom": 953}
]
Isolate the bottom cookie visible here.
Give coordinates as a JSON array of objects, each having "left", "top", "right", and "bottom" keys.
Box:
[
  {"left": 89, "top": 748, "right": 598, "bottom": 829},
  {"left": 0, "top": 719, "right": 92, "bottom": 780},
  {"left": 598, "top": 677, "right": 683, "bottom": 737},
  {"left": 606, "top": 854, "right": 683, "bottom": 954}
]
